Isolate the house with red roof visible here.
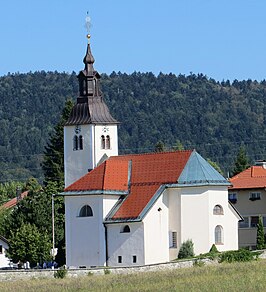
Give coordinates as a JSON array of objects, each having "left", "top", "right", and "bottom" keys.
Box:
[
  {"left": 63, "top": 33, "right": 241, "bottom": 268},
  {"left": 229, "top": 161, "right": 266, "bottom": 249}
]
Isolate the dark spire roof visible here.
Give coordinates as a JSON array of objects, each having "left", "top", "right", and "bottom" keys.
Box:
[{"left": 66, "top": 38, "right": 118, "bottom": 125}]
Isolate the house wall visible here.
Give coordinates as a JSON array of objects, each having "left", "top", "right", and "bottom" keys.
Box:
[
  {"left": 0, "top": 240, "right": 9, "bottom": 268},
  {"left": 64, "top": 124, "right": 118, "bottom": 188},
  {"left": 143, "top": 190, "right": 170, "bottom": 265},
  {"left": 107, "top": 222, "right": 145, "bottom": 266},
  {"left": 230, "top": 188, "right": 266, "bottom": 248},
  {"left": 65, "top": 195, "right": 118, "bottom": 268}
]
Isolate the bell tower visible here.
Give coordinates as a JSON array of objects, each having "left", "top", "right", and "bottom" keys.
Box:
[{"left": 64, "top": 29, "right": 119, "bottom": 188}]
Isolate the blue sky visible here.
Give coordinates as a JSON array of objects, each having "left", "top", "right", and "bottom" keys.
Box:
[{"left": 1, "top": 0, "right": 266, "bottom": 81}]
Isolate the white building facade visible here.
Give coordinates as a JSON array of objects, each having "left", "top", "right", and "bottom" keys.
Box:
[{"left": 64, "top": 151, "right": 241, "bottom": 268}]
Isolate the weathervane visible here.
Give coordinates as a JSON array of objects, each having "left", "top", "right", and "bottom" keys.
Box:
[{"left": 85, "top": 11, "right": 92, "bottom": 43}]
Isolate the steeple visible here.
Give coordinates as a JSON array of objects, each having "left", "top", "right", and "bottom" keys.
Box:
[
  {"left": 64, "top": 16, "right": 119, "bottom": 188},
  {"left": 66, "top": 34, "right": 118, "bottom": 125}
]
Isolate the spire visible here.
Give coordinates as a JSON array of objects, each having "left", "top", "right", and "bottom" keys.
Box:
[{"left": 65, "top": 14, "right": 119, "bottom": 126}]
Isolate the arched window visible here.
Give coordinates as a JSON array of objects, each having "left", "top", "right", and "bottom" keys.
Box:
[
  {"left": 101, "top": 135, "right": 105, "bottom": 149},
  {"left": 215, "top": 225, "right": 223, "bottom": 244},
  {"left": 106, "top": 135, "right": 110, "bottom": 149},
  {"left": 120, "top": 225, "right": 130, "bottom": 233},
  {"left": 79, "top": 135, "right": 83, "bottom": 150},
  {"left": 213, "top": 205, "right": 223, "bottom": 215},
  {"left": 79, "top": 205, "right": 93, "bottom": 217},
  {"left": 73, "top": 135, "right": 79, "bottom": 150}
]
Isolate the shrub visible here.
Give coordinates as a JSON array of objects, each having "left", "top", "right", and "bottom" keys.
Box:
[
  {"left": 219, "top": 249, "right": 258, "bottom": 263},
  {"left": 87, "top": 271, "right": 93, "bottom": 276},
  {"left": 178, "top": 239, "right": 194, "bottom": 259},
  {"left": 54, "top": 266, "right": 68, "bottom": 279},
  {"left": 104, "top": 268, "right": 111, "bottom": 275},
  {"left": 209, "top": 244, "right": 218, "bottom": 253},
  {"left": 193, "top": 259, "right": 205, "bottom": 267}
]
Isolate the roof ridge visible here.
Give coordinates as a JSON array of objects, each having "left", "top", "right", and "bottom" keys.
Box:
[{"left": 110, "top": 149, "right": 193, "bottom": 159}]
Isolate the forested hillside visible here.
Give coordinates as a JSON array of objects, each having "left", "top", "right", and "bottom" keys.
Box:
[{"left": 0, "top": 71, "right": 265, "bottom": 182}]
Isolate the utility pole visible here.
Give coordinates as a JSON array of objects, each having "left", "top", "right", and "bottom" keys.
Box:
[{"left": 51, "top": 194, "right": 56, "bottom": 261}]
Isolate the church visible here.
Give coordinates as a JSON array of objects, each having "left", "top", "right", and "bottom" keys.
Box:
[{"left": 63, "top": 33, "right": 241, "bottom": 268}]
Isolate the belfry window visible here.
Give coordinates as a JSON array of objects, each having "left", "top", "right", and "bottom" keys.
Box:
[
  {"left": 101, "top": 135, "right": 105, "bottom": 149},
  {"left": 73, "top": 135, "right": 83, "bottom": 151},
  {"left": 106, "top": 135, "right": 110, "bottom": 149},
  {"left": 79, "top": 205, "right": 93, "bottom": 217},
  {"left": 79, "top": 135, "right": 83, "bottom": 150},
  {"left": 73, "top": 135, "right": 79, "bottom": 150}
]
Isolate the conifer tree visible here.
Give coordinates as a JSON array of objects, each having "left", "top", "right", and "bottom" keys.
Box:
[
  {"left": 154, "top": 140, "right": 166, "bottom": 152},
  {"left": 256, "top": 216, "right": 265, "bottom": 250},
  {"left": 42, "top": 99, "right": 74, "bottom": 187},
  {"left": 232, "top": 145, "right": 250, "bottom": 176}
]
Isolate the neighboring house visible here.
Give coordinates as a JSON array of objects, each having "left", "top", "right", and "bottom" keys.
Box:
[
  {"left": 64, "top": 150, "right": 241, "bottom": 268},
  {"left": 229, "top": 161, "right": 266, "bottom": 249},
  {"left": 0, "top": 236, "right": 9, "bottom": 268},
  {"left": 63, "top": 33, "right": 241, "bottom": 268},
  {"left": 0, "top": 191, "right": 29, "bottom": 268},
  {"left": 1, "top": 191, "right": 28, "bottom": 209}
]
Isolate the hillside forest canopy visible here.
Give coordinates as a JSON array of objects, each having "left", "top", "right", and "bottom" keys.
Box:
[{"left": 0, "top": 71, "right": 265, "bottom": 183}]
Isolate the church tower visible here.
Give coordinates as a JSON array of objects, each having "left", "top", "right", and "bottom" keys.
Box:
[{"left": 64, "top": 34, "right": 119, "bottom": 187}]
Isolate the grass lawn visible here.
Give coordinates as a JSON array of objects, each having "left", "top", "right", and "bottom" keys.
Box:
[{"left": 1, "top": 260, "right": 266, "bottom": 291}]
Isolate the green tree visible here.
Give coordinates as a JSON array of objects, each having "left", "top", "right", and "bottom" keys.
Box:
[
  {"left": 154, "top": 141, "right": 166, "bottom": 152},
  {"left": 232, "top": 146, "right": 250, "bottom": 176},
  {"left": 6, "top": 223, "right": 51, "bottom": 266},
  {"left": 207, "top": 158, "right": 224, "bottom": 175},
  {"left": 42, "top": 99, "right": 74, "bottom": 187},
  {"left": 4, "top": 181, "right": 65, "bottom": 265},
  {"left": 172, "top": 139, "right": 184, "bottom": 151},
  {"left": 256, "top": 216, "right": 265, "bottom": 250}
]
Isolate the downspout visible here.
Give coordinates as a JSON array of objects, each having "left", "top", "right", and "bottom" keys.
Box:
[{"left": 104, "top": 224, "right": 109, "bottom": 266}]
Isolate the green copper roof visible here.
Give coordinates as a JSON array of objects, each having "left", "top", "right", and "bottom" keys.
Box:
[{"left": 177, "top": 151, "right": 230, "bottom": 186}]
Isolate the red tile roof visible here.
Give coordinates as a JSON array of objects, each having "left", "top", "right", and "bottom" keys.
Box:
[
  {"left": 65, "top": 150, "right": 193, "bottom": 220},
  {"left": 229, "top": 166, "right": 266, "bottom": 190},
  {"left": 1, "top": 191, "right": 29, "bottom": 209}
]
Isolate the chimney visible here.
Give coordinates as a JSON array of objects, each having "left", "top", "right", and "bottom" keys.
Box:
[{"left": 255, "top": 160, "right": 266, "bottom": 169}]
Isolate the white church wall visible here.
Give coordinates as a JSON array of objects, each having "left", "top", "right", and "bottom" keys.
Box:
[
  {"left": 107, "top": 222, "right": 145, "bottom": 266},
  {"left": 143, "top": 190, "right": 170, "bottom": 265},
  {"left": 167, "top": 188, "right": 182, "bottom": 260},
  {"left": 94, "top": 125, "right": 118, "bottom": 165},
  {"left": 208, "top": 187, "right": 239, "bottom": 252},
  {"left": 65, "top": 195, "right": 118, "bottom": 268},
  {"left": 64, "top": 124, "right": 94, "bottom": 187},
  {"left": 180, "top": 186, "right": 210, "bottom": 255},
  {"left": 180, "top": 186, "right": 239, "bottom": 255}
]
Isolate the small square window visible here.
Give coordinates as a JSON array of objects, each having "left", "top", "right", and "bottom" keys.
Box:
[
  {"left": 263, "top": 217, "right": 266, "bottom": 227},
  {"left": 239, "top": 217, "right": 249, "bottom": 228},
  {"left": 118, "top": 256, "right": 122, "bottom": 263},
  {"left": 228, "top": 193, "right": 237, "bottom": 204},
  {"left": 249, "top": 192, "right": 261, "bottom": 201},
  {"left": 133, "top": 255, "right": 137, "bottom": 263},
  {"left": 250, "top": 216, "right": 259, "bottom": 227},
  {"left": 172, "top": 232, "right": 177, "bottom": 248}
]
